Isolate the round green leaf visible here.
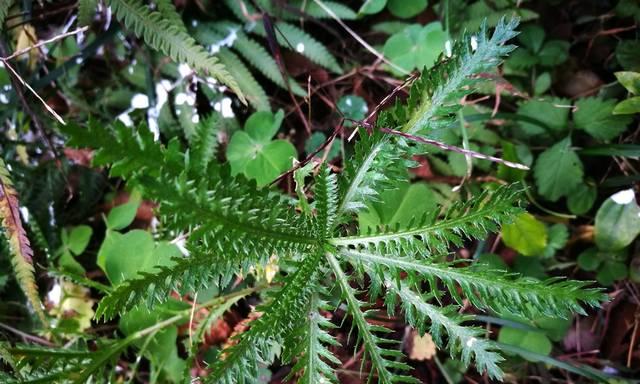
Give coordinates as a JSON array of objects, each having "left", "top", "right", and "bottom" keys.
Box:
[
  {"left": 577, "top": 248, "right": 601, "bottom": 271},
  {"left": 616, "top": 40, "right": 640, "bottom": 71},
  {"left": 574, "top": 97, "right": 632, "bottom": 141},
  {"left": 245, "top": 110, "right": 285, "bottom": 143},
  {"left": 383, "top": 22, "right": 446, "bottom": 75},
  {"left": 337, "top": 95, "right": 368, "bottom": 127},
  {"left": 567, "top": 183, "right": 597, "bottom": 215},
  {"left": 227, "top": 110, "right": 296, "bottom": 186},
  {"left": 594, "top": 189, "right": 640, "bottom": 250},
  {"left": 597, "top": 261, "right": 628, "bottom": 286},
  {"left": 517, "top": 98, "right": 570, "bottom": 136},
  {"left": 501, "top": 213, "right": 548, "bottom": 256},
  {"left": 305, "top": 132, "right": 340, "bottom": 160},
  {"left": 98, "top": 230, "right": 180, "bottom": 285},
  {"left": 244, "top": 140, "right": 297, "bottom": 187},
  {"left": 387, "top": 0, "right": 427, "bottom": 19}
]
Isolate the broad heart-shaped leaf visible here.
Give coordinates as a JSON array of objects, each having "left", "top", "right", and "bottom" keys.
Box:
[
  {"left": 358, "top": 181, "right": 437, "bottom": 232},
  {"left": 382, "top": 22, "right": 447, "bottom": 75},
  {"left": 577, "top": 247, "right": 629, "bottom": 286},
  {"left": 243, "top": 140, "right": 297, "bottom": 186},
  {"left": 501, "top": 212, "right": 548, "bottom": 257},
  {"left": 516, "top": 98, "right": 570, "bottom": 136},
  {"left": 533, "top": 137, "right": 583, "bottom": 202},
  {"left": 226, "top": 110, "right": 297, "bottom": 186},
  {"left": 614, "top": 96, "right": 640, "bottom": 115},
  {"left": 386, "top": 0, "right": 427, "bottom": 18},
  {"left": 574, "top": 97, "right": 632, "bottom": 141},
  {"left": 98, "top": 229, "right": 180, "bottom": 285},
  {"left": 595, "top": 189, "right": 640, "bottom": 251}
]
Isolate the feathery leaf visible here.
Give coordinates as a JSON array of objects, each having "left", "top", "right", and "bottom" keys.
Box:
[
  {"left": 340, "top": 249, "right": 606, "bottom": 318},
  {"left": 331, "top": 185, "right": 523, "bottom": 256},
  {"left": 0, "top": 159, "right": 46, "bottom": 324},
  {"left": 106, "top": 0, "right": 245, "bottom": 103},
  {"left": 327, "top": 253, "right": 417, "bottom": 384}
]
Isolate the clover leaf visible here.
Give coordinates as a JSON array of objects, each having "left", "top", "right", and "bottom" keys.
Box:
[
  {"left": 383, "top": 22, "right": 447, "bottom": 75},
  {"left": 227, "top": 110, "right": 297, "bottom": 187}
]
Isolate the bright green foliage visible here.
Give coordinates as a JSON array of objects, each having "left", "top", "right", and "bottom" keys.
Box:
[
  {"left": 389, "top": 282, "right": 504, "bottom": 378},
  {"left": 328, "top": 253, "right": 417, "bottom": 383},
  {"left": 332, "top": 185, "right": 524, "bottom": 256},
  {"left": 8, "top": 19, "right": 609, "bottom": 384},
  {"left": 105, "top": 0, "right": 245, "bottom": 103},
  {"left": 383, "top": 22, "right": 447, "bottom": 74},
  {"left": 533, "top": 137, "right": 583, "bottom": 202},
  {"left": 501, "top": 212, "right": 548, "bottom": 257},
  {"left": 226, "top": 110, "right": 297, "bottom": 186}
]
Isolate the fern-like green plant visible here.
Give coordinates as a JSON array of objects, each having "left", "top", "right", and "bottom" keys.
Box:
[
  {"left": 104, "top": 0, "right": 245, "bottom": 104},
  {"left": 5, "top": 18, "right": 608, "bottom": 383},
  {"left": 0, "top": 159, "right": 46, "bottom": 324}
]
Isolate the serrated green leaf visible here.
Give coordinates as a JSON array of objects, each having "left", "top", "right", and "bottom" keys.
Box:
[
  {"left": 533, "top": 137, "right": 583, "bottom": 202},
  {"left": 517, "top": 98, "right": 569, "bottom": 136},
  {"left": 574, "top": 97, "right": 632, "bottom": 141}
]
